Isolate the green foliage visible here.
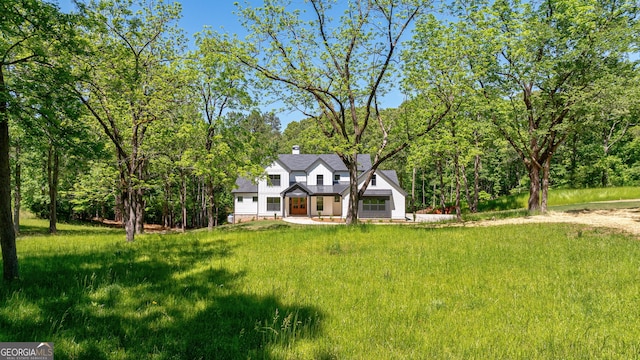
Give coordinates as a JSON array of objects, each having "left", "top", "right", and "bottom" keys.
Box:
[{"left": 2, "top": 219, "right": 640, "bottom": 358}]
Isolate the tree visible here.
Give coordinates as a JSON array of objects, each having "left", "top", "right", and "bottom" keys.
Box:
[
  {"left": 453, "top": 0, "right": 638, "bottom": 213},
  {"left": 187, "top": 30, "right": 254, "bottom": 230},
  {"left": 232, "top": 0, "right": 449, "bottom": 224},
  {"left": 74, "top": 0, "right": 185, "bottom": 241},
  {"left": 1, "top": 0, "right": 79, "bottom": 280}
]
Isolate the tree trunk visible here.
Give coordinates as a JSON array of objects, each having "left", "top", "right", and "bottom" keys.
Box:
[
  {"left": 345, "top": 159, "right": 360, "bottom": 225},
  {"left": 527, "top": 162, "right": 541, "bottom": 213},
  {"left": 472, "top": 153, "right": 480, "bottom": 213},
  {"left": 541, "top": 157, "right": 551, "bottom": 213},
  {"left": 48, "top": 145, "right": 59, "bottom": 234},
  {"left": 453, "top": 151, "right": 462, "bottom": 222},
  {"left": 206, "top": 179, "right": 215, "bottom": 230},
  {"left": 437, "top": 159, "right": 446, "bottom": 213},
  {"left": 411, "top": 167, "right": 416, "bottom": 217},
  {"left": 0, "top": 110, "right": 19, "bottom": 280},
  {"left": 13, "top": 143, "right": 20, "bottom": 236},
  {"left": 114, "top": 192, "right": 123, "bottom": 224},
  {"left": 124, "top": 188, "right": 135, "bottom": 242},
  {"left": 135, "top": 187, "right": 144, "bottom": 234},
  {"left": 180, "top": 174, "right": 187, "bottom": 232},
  {"left": 461, "top": 164, "right": 472, "bottom": 212}
]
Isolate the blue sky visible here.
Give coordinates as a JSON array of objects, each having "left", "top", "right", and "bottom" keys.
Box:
[{"left": 55, "top": 0, "right": 408, "bottom": 129}]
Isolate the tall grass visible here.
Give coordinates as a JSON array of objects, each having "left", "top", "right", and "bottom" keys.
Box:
[{"left": 2, "top": 219, "right": 639, "bottom": 358}]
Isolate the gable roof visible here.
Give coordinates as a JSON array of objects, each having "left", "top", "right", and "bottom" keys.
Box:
[
  {"left": 277, "top": 154, "right": 371, "bottom": 172},
  {"left": 340, "top": 169, "right": 407, "bottom": 197}
]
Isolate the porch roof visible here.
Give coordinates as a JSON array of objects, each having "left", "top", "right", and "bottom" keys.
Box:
[
  {"left": 363, "top": 189, "right": 393, "bottom": 196},
  {"left": 281, "top": 182, "right": 349, "bottom": 197}
]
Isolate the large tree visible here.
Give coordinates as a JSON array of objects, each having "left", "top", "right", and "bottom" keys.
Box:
[
  {"left": 187, "top": 30, "right": 255, "bottom": 230},
  {"left": 232, "top": 0, "right": 448, "bottom": 224},
  {"left": 73, "top": 0, "right": 185, "bottom": 241},
  {"left": 452, "top": 0, "right": 638, "bottom": 213},
  {"left": 0, "top": 0, "right": 79, "bottom": 280}
]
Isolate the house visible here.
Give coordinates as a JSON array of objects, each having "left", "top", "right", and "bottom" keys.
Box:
[{"left": 231, "top": 146, "right": 407, "bottom": 222}]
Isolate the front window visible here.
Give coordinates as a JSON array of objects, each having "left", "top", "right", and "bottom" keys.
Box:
[
  {"left": 252, "top": 196, "right": 258, "bottom": 202},
  {"left": 334, "top": 174, "right": 340, "bottom": 182},
  {"left": 268, "top": 174, "right": 281, "bottom": 186},
  {"left": 317, "top": 197, "right": 324, "bottom": 212},
  {"left": 371, "top": 174, "right": 377, "bottom": 186},
  {"left": 334, "top": 195, "right": 340, "bottom": 203},
  {"left": 267, "top": 197, "right": 281, "bottom": 211},
  {"left": 317, "top": 174, "right": 324, "bottom": 185},
  {"left": 363, "top": 198, "right": 385, "bottom": 211},
  {"left": 237, "top": 196, "right": 243, "bottom": 202}
]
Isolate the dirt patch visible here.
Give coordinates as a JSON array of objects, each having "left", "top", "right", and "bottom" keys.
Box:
[{"left": 464, "top": 208, "right": 640, "bottom": 237}]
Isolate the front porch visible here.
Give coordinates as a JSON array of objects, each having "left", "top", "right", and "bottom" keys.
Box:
[
  {"left": 281, "top": 182, "right": 345, "bottom": 218},
  {"left": 283, "top": 195, "right": 343, "bottom": 218}
]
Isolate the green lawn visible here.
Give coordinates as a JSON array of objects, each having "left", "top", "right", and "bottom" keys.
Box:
[{"left": 2, "top": 219, "right": 640, "bottom": 359}]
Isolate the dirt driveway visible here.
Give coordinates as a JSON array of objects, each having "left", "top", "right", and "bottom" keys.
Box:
[{"left": 469, "top": 208, "right": 640, "bottom": 238}]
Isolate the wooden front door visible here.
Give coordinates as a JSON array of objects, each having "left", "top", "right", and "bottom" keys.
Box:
[{"left": 290, "top": 197, "right": 307, "bottom": 215}]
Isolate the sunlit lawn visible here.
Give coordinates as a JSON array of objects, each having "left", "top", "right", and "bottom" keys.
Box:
[{"left": 1, "top": 218, "right": 640, "bottom": 359}]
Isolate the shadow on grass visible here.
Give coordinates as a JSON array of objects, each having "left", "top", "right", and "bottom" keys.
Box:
[
  {"left": 476, "top": 194, "right": 524, "bottom": 212},
  {"left": 18, "top": 223, "right": 123, "bottom": 237},
  {"left": 0, "top": 235, "right": 323, "bottom": 359}
]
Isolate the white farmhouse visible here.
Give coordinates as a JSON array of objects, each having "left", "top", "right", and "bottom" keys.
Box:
[{"left": 232, "top": 146, "right": 407, "bottom": 222}]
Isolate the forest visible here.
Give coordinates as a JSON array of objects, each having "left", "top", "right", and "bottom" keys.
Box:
[{"left": 1, "top": 1, "right": 638, "bottom": 278}]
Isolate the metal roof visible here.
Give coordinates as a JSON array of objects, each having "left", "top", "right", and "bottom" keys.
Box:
[
  {"left": 231, "top": 177, "right": 257, "bottom": 193},
  {"left": 277, "top": 154, "right": 371, "bottom": 172}
]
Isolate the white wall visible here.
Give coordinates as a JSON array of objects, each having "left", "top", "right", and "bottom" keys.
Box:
[
  {"left": 339, "top": 172, "right": 406, "bottom": 220},
  {"left": 234, "top": 193, "right": 258, "bottom": 216},
  {"left": 258, "top": 162, "right": 288, "bottom": 217},
  {"left": 334, "top": 172, "right": 348, "bottom": 183},
  {"left": 307, "top": 163, "right": 333, "bottom": 186}
]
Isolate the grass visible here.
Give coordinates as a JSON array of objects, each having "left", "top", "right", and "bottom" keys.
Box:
[
  {"left": 470, "top": 186, "right": 640, "bottom": 220},
  {"left": 2, "top": 217, "right": 640, "bottom": 359}
]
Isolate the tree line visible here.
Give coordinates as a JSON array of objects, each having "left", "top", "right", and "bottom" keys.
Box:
[{"left": 1, "top": 0, "right": 638, "bottom": 280}]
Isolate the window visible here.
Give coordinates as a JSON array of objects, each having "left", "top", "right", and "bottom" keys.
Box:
[
  {"left": 252, "top": 196, "right": 258, "bottom": 202},
  {"left": 317, "top": 197, "right": 324, "bottom": 212},
  {"left": 267, "top": 197, "right": 281, "bottom": 211},
  {"left": 334, "top": 195, "right": 341, "bottom": 203},
  {"left": 371, "top": 174, "right": 377, "bottom": 186},
  {"left": 363, "top": 198, "right": 386, "bottom": 211},
  {"left": 237, "top": 196, "right": 243, "bottom": 202},
  {"left": 334, "top": 174, "right": 340, "bottom": 182},
  {"left": 316, "top": 174, "right": 324, "bottom": 185},
  {"left": 268, "top": 174, "right": 281, "bottom": 186}
]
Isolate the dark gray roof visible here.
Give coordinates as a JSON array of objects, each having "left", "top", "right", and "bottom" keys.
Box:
[
  {"left": 231, "top": 177, "right": 257, "bottom": 193},
  {"left": 363, "top": 189, "right": 393, "bottom": 196},
  {"left": 278, "top": 154, "right": 371, "bottom": 172},
  {"left": 379, "top": 170, "right": 400, "bottom": 185},
  {"left": 281, "top": 182, "right": 349, "bottom": 196}
]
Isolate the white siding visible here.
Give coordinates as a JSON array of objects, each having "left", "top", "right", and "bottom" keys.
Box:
[
  {"left": 333, "top": 172, "right": 348, "bottom": 183},
  {"left": 234, "top": 193, "right": 258, "bottom": 216},
  {"left": 258, "top": 162, "right": 288, "bottom": 217},
  {"left": 307, "top": 163, "right": 332, "bottom": 186}
]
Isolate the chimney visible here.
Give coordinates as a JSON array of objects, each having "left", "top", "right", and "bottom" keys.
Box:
[{"left": 292, "top": 145, "right": 300, "bottom": 154}]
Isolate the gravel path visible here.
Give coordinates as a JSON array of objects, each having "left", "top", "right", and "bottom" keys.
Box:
[{"left": 466, "top": 208, "right": 640, "bottom": 237}]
